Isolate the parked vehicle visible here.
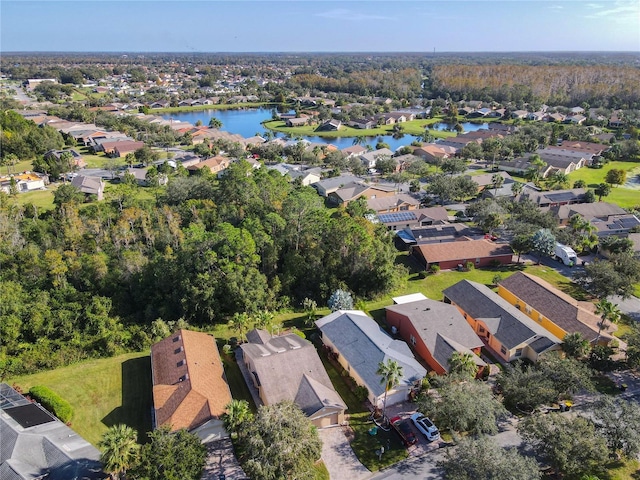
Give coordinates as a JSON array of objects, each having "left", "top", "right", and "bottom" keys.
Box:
[
  {"left": 554, "top": 243, "right": 577, "bottom": 266},
  {"left": 390, "top": 416, "right": 417, "bottom": 446},
  {"left": 410, "top": 412, "right": 440, "bottom": 441}
]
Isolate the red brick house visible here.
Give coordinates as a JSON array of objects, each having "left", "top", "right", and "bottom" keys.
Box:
[{"left": 410, "top": 239, "right": 512, "bottom": 270}]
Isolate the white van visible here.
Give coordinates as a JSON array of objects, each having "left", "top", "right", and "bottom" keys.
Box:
[{"left": 554, "top": 243, "right": 577, "bottom": 266}]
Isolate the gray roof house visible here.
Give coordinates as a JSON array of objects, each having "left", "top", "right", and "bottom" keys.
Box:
[
  {"left": 313, "top": 174, "right": 363, "bottom": 197},
  {"left": 70, "top": 175, "right": 105, "bottom": 201},
  {"left": 359, "top": 148, "right": 394, "bottom": 169},
  {"left": 315, "top": 311, "right": 427, "bottom": 408},
  {"left": 442, "top": 280, "right": 561, "bottom": 363},
  {"left": 0, "top": 383, "right": 103, "bottom": 480},
  {"left": 240, "top": 330, "right": 346, "bottom": 428},
  {"left": 385, "top": 299, "right": 486, "bottom": 375}
]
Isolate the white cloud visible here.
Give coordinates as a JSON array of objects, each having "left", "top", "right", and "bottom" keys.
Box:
[
  {"left": 585, "top": 0, "right": 639, "bottom": 19},
  {"left": 586, "top": 3, "right": 605, "bottom": 8},
  {"left": 548, "top": 5, "right": 564, "bottom": 9},
  {"left": 315, "top": 8, "right": 395, "bottom": 21}
]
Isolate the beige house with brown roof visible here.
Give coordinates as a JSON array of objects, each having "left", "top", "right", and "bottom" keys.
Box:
[
  {"left": 187, "top": 156, "right": 231, "bottom": 175},
  {"left": 240, "top": 329, "right": 346, "bottom": 428},
  {"left": 411, "top": 239, "right": 513, "bottom": 270},
  {"left": 151, "top": 329, "right": 232, "bottom": 441}
]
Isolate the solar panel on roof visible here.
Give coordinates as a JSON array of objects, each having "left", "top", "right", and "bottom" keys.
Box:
[
  {"left": 378, "top": 211, "right": 417, "bottom": 223},
  {"left": 4, "top": 403, "right": 55, "bottom": 428},
  {"left": 618, "top": 217, "right": 640, "bottom": 228}
]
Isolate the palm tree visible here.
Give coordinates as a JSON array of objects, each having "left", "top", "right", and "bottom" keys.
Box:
[
  {"left": 254, "top": 309, "right": 274, "bottom": 330},
  {"left": 376, "top": 359, "right": 404, "bottom": 422},
  {"left": 491, "top": 173, "right": 505, "bottom": 196},
  {"left": 511, "top": 181, "right": 524, "bottom": 197},
  {"left": 448, "top": 351, "right": 477, "bottom": 379},
  {"left": 223, "top": 399, "right": 253, "bottom": 437},
  {"left": 228, "top": 312, "right": 251, "bottom": 342},
  {"left": 98, "top": 424, "right": 139, "bottom": 480},
  {"left": 595, "top": 299, "right": 621, "bottom": 341},
  {"left": 208, "top": 117, "right": 223, "bottom": 129}
]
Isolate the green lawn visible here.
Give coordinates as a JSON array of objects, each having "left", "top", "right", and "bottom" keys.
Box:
[
  {"left": 8, "top": 351, "right": 153, "bottom": 445},
  {"left": 567, "top": 161, "right": 640, "bottom": 209},
  {"left": 12, "top": 184, "right": 58, "bottom": 210},
  {"left": 262, "top": 119, "right": 457, "bottom": 139}
]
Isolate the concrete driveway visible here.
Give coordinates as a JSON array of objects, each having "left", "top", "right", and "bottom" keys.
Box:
[{"left": 318, "top": 427, "right": 370, "bottom": 480}]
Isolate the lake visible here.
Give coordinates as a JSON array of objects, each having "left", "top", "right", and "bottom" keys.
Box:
[{"left": 162, "top": 108, "right": 488, "bottom": 152}]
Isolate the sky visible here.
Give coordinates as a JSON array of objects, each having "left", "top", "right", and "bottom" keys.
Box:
[{"left": 1, "top": 0, "right": 639, "bottom": 52}]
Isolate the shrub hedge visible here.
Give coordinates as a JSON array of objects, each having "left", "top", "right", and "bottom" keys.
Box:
[{"left": 28, "top": 385, "right": 74, "bottom": 423}]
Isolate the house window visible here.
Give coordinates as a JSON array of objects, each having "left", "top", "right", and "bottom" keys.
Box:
[
  {"left": 476, "top": 258, "right": 480, "bottom": 264},
  {"left": 515, "top": 348, "right": 523, "bottom": 357},
  {"left": 410, "top": 334, "right": 416, "bottom": 346},
  {"left": 500, "top": 346, "right": 508, "bottom": 355}
]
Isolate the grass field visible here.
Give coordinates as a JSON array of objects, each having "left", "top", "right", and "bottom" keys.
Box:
[
  {"left": 8, "top": 351, "right": 153, "bottom": 445},
  {"left": 12, "top": 184, "right": 58, "bottom": 210},
  {"left": 262, "top": 119, "right": 458, "bottom": 139},
  {"left": 567, "top": 161, "right": 640, "bottom": 209}
]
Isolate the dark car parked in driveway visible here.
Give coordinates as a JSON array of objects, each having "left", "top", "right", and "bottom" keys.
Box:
[{"left": 390, "top": 416, "right": 417, "bottom": 446}]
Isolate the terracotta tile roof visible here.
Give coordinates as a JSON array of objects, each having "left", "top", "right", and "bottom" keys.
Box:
[
  {"left": 151, "top": 329, "right": 232, "bottom": 431},
  {"left": 413, "top": 239, "right": 512, "bottom": 263}
]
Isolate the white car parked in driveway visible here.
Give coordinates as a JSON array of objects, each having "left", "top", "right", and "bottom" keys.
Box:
[{"left": 410, "top": 412, "right": 440, "bottom": 441}]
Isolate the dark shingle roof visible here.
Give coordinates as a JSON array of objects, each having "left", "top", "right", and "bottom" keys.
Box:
[
  {"left": 498, "top": 272, "right": 602, "bottom": 342},
  {"left": 442, "top": 280, "right": 560, "bottom": 350}
]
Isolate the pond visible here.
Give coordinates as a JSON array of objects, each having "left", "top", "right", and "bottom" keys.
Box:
[{"left": 162, "top": 108, "right": 488, "bottom": 152}]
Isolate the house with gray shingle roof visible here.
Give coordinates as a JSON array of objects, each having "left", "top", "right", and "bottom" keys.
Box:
[
  {"left": 442, "top": 280, "right": 561, "bottom": 362},
  {"left": 315, "top": 311, "right": 426, "bottom": 408},
  {"left": 0, "top": 383, "right": 102, "bottom": 480},
  {"left": 359, "top": 148, "right": 394, "bottom": 169},
  {"left": 312, "top": 174, "right": 363, "bottom": 197},
  {"left": 240, "top": 329, "right": 346, "bottom": 428},
  {"left": 385, "top": 299, "right": 486, "bottom": 375}
]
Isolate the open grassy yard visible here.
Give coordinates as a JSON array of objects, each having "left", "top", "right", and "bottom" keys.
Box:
[
  {"left": 12, "top": 184, "right": 58, "bottom": 210},
  {"left": 567, "top": 161, "right": 640, "bottom": 209},
  {"left": 262, "top": 119, "right": 457, "bottom": 139},
  {"left": 8, "top": 351, "right": 153, "bottom": 446}
]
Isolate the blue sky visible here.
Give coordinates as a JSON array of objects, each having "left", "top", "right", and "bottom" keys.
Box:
[{"left": 1, "top": 1, "right": 639, "bottom": 52}]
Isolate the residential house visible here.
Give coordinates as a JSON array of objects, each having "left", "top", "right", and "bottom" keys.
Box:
[
  {"left": 553, "top": 201, "right": 627, "bottom": 225},
  {"left": 511, "top": 110, "right": 528, "bottom": 119},
  {"left": 360, "top": 148, "right": 394, "bottom": 169},
  {"left": 367, "top": 193, "right": 421, "bottom": 213},
  {"left": 551, "top": 140, "right": 609, "bottom": 157},
  {"left": 313, "top": 174, "right": 363, "bottom": 197},
  {"left": 412, "top": 144, "right": 453, "bottom": 164},
  {"left": 71, "top": 175, "right": 104, "bottom": 201},
  {"left": 568, "top": 114, "right": 586, "bottom": 125},
  {"left": 520, "top": 187, "right": 587, "bottom": 210},
  {"left": 187, "top": 156, "right": 231, "bottom": 176},
  {"left": 44, "top": 149, "right": 86, "bottom": 169},
  {"left": 466, "top": 171, "right": 513, "bottom": 194},
  {"left": 328, "top": 182, "right": 396, "bottom": 206},
  {"left": 609, "top": 112, "right": 625, "bottom": 128},
  {"left": 592, "top": 214, "right": 640, "bottom": 237},
  {"left": 286, "top": 168, "right": 322, "bottom": 186},
  {"left": 570, "top": 106, "right": 585, "bottom": 115},
  {"left": 316, "top": 119, "right": 342, "bottom": 131},
  {"left": 498, "top": 272, "right": 612, "bottom": 345},
  {"left": 410, "top": 239, "right": 513, "bottom": 270},
  {"left": 124, "top": 167, "right": 168, "bottom": 187},
  {"left": 286, "top": 117, "right": 309, "bottom": 127},
  {"left": 546, "top": 112, "right": 566, "bottom": 123},
  {"left": 376, "top": 206, "right": 450, "bottom": 231},
  {"left": 341, "top": 145, "right": 368, "bottom": 158},
  {"left": 442, "top": 280, "right": 562, "bottom": 362},
  {"left": 151, "top": 330, "right": 232, "bottom": 441},
  {"left": 385, "top": 299, "right": 486, "bottom": 375},
  {"left": 113, "top": 141, "right": 146, "bottom": 158},
  {"left": 149, "top": 100, "right": 170, "bottom": 109},
  {"left": 0, "top": 383, "right": 103, "bottom": 480},
  {"left": 316, "top": 311, "right": 427, "bottom": 408},
  {"left": 240, "top": 329, "right": 346, "bottom": 428},
  {"left": 396, "top": 223, "right": 481, "bottom": 247},
  {"left": 348, "top": 119, "right": 376, "bottom": 129},
  {"left": 0, "top": 172, "right": 48, "bottom": 194}
]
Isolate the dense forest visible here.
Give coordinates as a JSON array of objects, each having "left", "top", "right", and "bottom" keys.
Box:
[
  {"left": 0, "top": 162, "right": 404, "bottom": 377},
  {"left": 430, "top": 65, "right": 640, "bottom": 109}
]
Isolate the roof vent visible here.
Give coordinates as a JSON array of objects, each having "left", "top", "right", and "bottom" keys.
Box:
[
  {"left": 175, "top": 346, "right": 184, "bottom": 354},
  {"left": 173, "top": 335, "right": 181, "bottom": 342}
]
